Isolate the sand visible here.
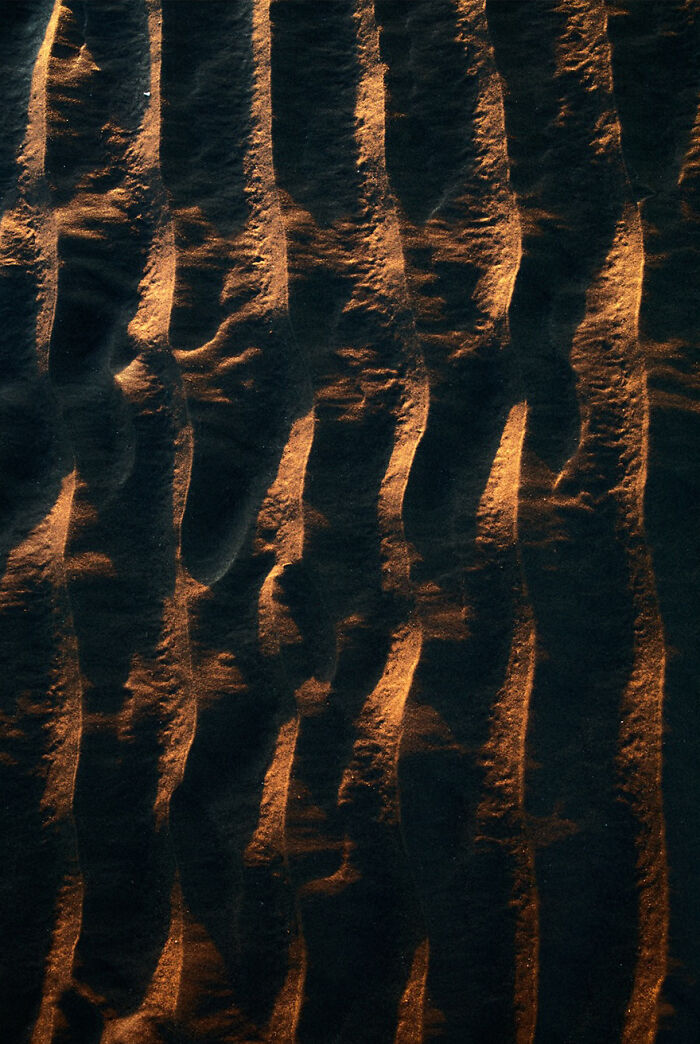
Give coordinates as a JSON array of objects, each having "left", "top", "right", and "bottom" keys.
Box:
[{"left": 0, "top": 1, "right": 698, "bottom": 1041}]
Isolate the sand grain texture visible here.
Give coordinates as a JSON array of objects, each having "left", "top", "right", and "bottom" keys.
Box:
[{"left": 0, "top": 1, "right": 698, "bottom": 1041}]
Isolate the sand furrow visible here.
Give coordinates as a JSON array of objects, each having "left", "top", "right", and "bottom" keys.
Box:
[
  {"left": 484, "top": 2, "right": 663, "bottom": 1038},
  {"left": 618, "top": 378, "right": 669, "bottom": 1044},
  {"left": 39, "top": 1, "right": 191, "bottom": 1033},
  {"left": 473, "top": 17, "right": 538, "bottom": 1037},
  {"left": 160, "top": 0, "right": 307, "bottom": 1035},
  {"left": 107, "top": 3, "right": 198, "bottom": 1037},
  {"left": 0, "top": 3, "right": 85, "bottom": 1039},
  {"left": 30, "top": 477, "right": 84, "bottom": 1044},
  {"left": 252, "top": 407, "right": 315, "bottom": 1041},
  {"left": 165, "top": 0, "right": 295, "bottom": 588},
  {"left": 0, "top": 487, "right": 83, "bottom": 1043},
  {"left": 262, "top": 1, "right": 433, "bottom": 1035},
  {"left": 605, "top": 5, "right": 700, "bottom": 1037},
  {"left": 568, "top": 194, "right": 669, "bottom": 1043},
  {"left": 265, "top": 4, "right": 399, "bottom": 1038},
  {"left": 595, "top": 20, "right": 670, "bottom": 1036},
  {"left": 471, "top": 15, "right": 539, "bottom": 1037},
  {"left": 394, "top": 938, "right": 429, "bottom": 1044},
  {"left": 373, "top": 0, "right": 527, "bottom": 1035},
  {"left": 248, "top": 13, "right": 314, "bottom": 1037},
  {"left": 476, "top": 402, "right": 538, "bottom": 1044},
  {"left": 342, "top": 0, "right": 429, "bottom": 823}
]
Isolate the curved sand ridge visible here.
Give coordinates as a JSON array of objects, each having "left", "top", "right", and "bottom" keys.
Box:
[{"left": 0, "top": 1, "right": 697, "bottom": 1041}]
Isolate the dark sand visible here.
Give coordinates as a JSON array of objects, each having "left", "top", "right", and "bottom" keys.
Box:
[{"left": 0, "top": 1, "right": 698, "bottom": 1041}]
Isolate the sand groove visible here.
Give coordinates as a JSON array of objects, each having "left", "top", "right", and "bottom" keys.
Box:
[
  {"left": 0, "top": 2, "right": 696, "bottom": 1041},
  {"left": 0, "top": 4, "right": 84, "bottom": 1040}
]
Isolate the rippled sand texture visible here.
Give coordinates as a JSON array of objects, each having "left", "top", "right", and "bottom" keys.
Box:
[{"left": 1, "top": 0, "right": 699, "bottom": 1041}]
